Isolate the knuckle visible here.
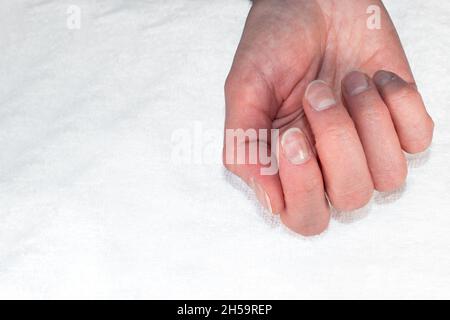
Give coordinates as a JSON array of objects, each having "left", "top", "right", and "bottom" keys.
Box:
[
  {"left": 298, "top": 175, "right": 324, "bottom": 196},
  {"left": 224, "top": 72, "right": 238, "bottom": 95},
  {"left": 419, "top": 116, "right": 435, "bottom": 148},
  {"left": 374, "top": 163, "right": 408, "bottom": 192},
  {"left": 329, "top": 181, "right": 374, "bottom": 211},
  {"left": 225, "top": 70, "right": 264, "bottom": 103},
  {"left": 319, "top": 124, "right": 356, "bottom": 144},
  {"left": 359, "top": 107, "right": 387, "bottom": 124},
  {"left": 296, "top": 220, "right": 329, "bottom": 237},
  {"left": 403, "top": 139, "right": 431, "bottom": 154},
  {"left": 428, "top": 116, "right": 435, "bottom": 134},
  {"left": 402, "top": 116, "right": 435, "bottom": 154},
  {"left": 283, "top": 177, "right": 322, "bottom": 200},
  {"left": 281, "top": 212, "right": 330, "bottom": 237},
  {"left": 388, "top": 84, "right": 420, "bottom": 105}
]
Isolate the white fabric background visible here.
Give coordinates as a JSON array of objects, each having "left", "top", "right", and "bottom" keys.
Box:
[{"left": 0, "top": 0, "right": 449, "bottom": 299}]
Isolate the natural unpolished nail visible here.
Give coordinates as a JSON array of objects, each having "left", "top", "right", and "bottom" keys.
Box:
[
  {"left": 374, "top": 70, "right": 396, "bottom": 86},
  {"left": 250, "top": 177, "right": 272, "bottom": 213},
  {"left": 281, "top": 128, "right": 311, "bottom": 165},
  {"left": 305, "top": 80, "right": 337, "bottom": 111},
  {"left": 343, "top": 71, "right": 370, "bottom": 96}
]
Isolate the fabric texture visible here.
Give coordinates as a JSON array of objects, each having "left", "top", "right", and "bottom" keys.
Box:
[{"left": 0, "top": 0, "right": 449, "bottom": 299}]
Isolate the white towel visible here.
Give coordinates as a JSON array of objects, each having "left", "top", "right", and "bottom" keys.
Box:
[{"left": 0, "top": 0, "right": 449, "bottom": 299}]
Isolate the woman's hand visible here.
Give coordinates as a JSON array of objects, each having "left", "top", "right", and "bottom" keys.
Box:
[{"left": 223, "top": 0, "right": 434, "bottom": 235}]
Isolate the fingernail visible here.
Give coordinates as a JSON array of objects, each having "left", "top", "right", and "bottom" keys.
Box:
[
  {"left": 374, "top": 70, "right": 396, "bottom": 87},
  {"left": 305, "top": 80, "right": 337, "bottom": 111},
  {"left": 343, "top": 71, "right": 370, "bottom": 96},
  {"left": 250, "top": 178, "right": 272, "bottom": 213},
  {"left": 281, "top": 128, "right": 311, "bottom": 165}
]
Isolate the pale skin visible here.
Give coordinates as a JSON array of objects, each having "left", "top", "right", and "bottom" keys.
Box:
[{"left": 223, "top": 0, "right": 434, "bottom": 235}]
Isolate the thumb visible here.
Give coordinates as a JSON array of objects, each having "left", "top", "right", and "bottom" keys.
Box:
[{"left": 223, "top": 72, "right": 284, "bottom": 215}]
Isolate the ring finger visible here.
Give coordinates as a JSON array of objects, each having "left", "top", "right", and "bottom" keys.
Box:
[{"left": 303, "top": 80, "right": 374, "bottom": 211}]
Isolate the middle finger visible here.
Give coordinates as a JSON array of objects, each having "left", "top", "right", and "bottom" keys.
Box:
[{"left": 303, "top": 80, "right": 374, "bottom": 211}]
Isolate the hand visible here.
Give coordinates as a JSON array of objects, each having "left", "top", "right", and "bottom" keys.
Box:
[{"left": 223, "top": 0, "right": 434, "bottom": 235}]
